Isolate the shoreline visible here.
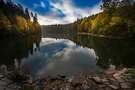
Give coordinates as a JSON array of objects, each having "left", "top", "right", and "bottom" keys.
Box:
[
  {"left": 77, "top": 33, "right": 133, "bottom": 40},
  {"left": 0, "top": 68, "right": 134, "bottom": 90},
  {"left": 0, "top": 32, "right": 41, "bottom": 38}
]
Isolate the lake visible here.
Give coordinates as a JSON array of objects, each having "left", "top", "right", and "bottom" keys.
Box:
[{"left": 0, "top": 30, "right": 135, "bottom": 78}]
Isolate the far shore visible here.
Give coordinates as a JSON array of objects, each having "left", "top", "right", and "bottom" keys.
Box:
[{"left": 77, "top": 32, "right": 133, "bottom": 40}]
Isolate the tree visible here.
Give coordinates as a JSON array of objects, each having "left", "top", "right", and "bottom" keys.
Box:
[
  {"left": 33, "top": 13, "right": 37, "bottom": 23},
  {"left": 101, "top": 0, "right": 121, "bottom": 10},
  {"left": 0, "top": 0, "right": 41, "bottom": 35},
  {"left": 0, "top": 12, "right": 11, "bottom": 30},
  {"left": 16, "top": 16, "right": 28, "bottom": 31},
  {"left": 35, "top": 13, "right": 37, "bottom": 18},
  {"left": 25, "top": 8, "right": 30, "bottom": 20},
  {"left": 27, "top": 20, "right": 34, "bottom": 31},
  {"left": 31, "top": 12, "right": 33, "bottom": 17},
  {"left": 101, "top": 0, "right": 112, "bottom": 10},
  {"left": 110, "top": 16, "right": 123, "bottom": 26},
  {"left": 34, "top": 22, "right": 41, "bottom": 31},
  {"left": 17, "top": 3, "right": 24, "bottom": 16},
  {"left": 121, "top": 0, "right": 133, "bottom": 6},
  {"left": 84, "top": 22, "right": 89, "bottom": 32}
]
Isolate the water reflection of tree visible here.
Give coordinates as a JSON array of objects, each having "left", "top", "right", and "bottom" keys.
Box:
[
  {"left": 42, "top": 25, "right": 135, "bottom": 69},
  {"left": 76, "top": 35, "right": 135, "bottom": 69},
  {"left": 0, "top": 34, "right": 41, "bottom": 65}
]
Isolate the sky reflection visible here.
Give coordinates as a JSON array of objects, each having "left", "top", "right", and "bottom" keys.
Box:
[{"left": 21, "top": 38, "right": 100, "bottom": 77}]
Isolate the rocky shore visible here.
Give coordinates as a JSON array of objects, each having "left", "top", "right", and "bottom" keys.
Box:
[{"left": 0, "top": 68, "right": 134, "bottom": 90}]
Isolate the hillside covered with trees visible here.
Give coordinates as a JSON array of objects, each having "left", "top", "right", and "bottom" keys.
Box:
[
  {"left": 0, "top": 0, "right": 41, "bottom": 36},
  {"left": 77, "top": 0, "right": 135, "bottom": 38}
]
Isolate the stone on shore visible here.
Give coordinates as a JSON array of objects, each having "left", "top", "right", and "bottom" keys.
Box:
[
  {"left": 83, "top": 84, "right": 90, "bottom": 90},
  {"left": 108, "top": 84, "right": 119, "bottom": 89},
  {"left": 91, "top": 76, "right": 102, "bottom": 84},
  {"left": 120, "top": 82, "right": 132, "bottom": 89}
]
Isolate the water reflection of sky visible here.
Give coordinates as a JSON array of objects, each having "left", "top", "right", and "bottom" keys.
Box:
[{"left": 21, "top": 38, "right": 100, "bottom": 77}]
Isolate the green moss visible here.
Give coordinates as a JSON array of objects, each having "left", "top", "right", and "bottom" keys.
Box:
[{"left": 20, "top": 86, "right": 33, "bottom": 90}]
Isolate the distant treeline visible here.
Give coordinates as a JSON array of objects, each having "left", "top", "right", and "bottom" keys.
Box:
[
  {"left": 77, "top": 0, "right": 135, "bottom": 38},
  {"left": 42, "top": 20, "right": 81, "bottom": 33},
  {"left": 0, "top": 0, "right": 41, "bottom": 36},
  {"left": 42, "top": 20, "right": 81, "bottom": 41}
]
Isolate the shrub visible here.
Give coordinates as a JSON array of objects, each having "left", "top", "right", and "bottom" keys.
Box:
[{"left": 10, "top": 24, "right": 21, "bottom": 35}]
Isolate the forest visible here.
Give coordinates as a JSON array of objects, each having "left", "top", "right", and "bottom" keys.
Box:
[
  {"left": 42, "top": 20, "right": 81, "bottom": 41},
  {"left": 77, "top": 0, "right": 135, "bottom": 38},
  {"left": 0, "top": 0, "right": 41, "bottom": 36}
]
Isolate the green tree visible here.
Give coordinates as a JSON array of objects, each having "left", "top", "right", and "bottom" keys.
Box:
[{"left": 110, "top": 17, "right": 123, "bottom": 26}]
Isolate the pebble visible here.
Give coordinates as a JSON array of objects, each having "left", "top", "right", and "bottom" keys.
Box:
[{"left": 120, "top": 82, "right": 132, "bottom": 89}]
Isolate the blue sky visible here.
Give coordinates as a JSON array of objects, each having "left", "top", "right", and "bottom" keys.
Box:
[{"left": 12, "top": 0, "right": 102, "bottom": 25}]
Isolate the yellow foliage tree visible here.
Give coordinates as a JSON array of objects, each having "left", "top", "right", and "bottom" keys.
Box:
[
  {"left": 84, "top": 22, "right": 89, "bottom": 32},
  {"left": 0, "top": 13, "right": 11, "bottom": 30},
  {"left": 34, "top": 22, "right": 41, "bottom": 31},
  {"left": 27, "top": 20, "right": 34, "bottom": 31},
  {"left": 91, "top": 13, "right": 110, "bottom": 30},
  {"left": 16, "top": 16, "right": 28, "bottom": 31},
  {"left": 78, "top": 17, "right": 88, "bottom": 32}
]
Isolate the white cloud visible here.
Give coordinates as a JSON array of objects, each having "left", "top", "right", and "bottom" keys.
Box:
[
  {"left": 40, "top": 38, "right": 66, "bottom": 46},
  {"left": 38, "top": 15, "right": 68, "bottom": 25},
  {"left": 41, "top": 1, "right": 45, "bottom": 8},
  {"left": 33, "top": 1, "right": 46, "bottom": 9},
  {"left": 37, "top": 0, "right": 102, "bottom": 25},
  {"left": 33, "top": 3, "right": 39, "bottom": 9}
]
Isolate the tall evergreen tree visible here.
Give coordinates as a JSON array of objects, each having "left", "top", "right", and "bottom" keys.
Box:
[
  {"left": 33, "top": 13, "right": 37, "bottom": 23},
  {"left": 25, "top": 8, "right": 30, "bottom": 20},
  {"left": 101, "top": 0, "right": 112, "bottom": 10},
  {"left": 31, "top": 12, "right": 33, "bottom": 17}
]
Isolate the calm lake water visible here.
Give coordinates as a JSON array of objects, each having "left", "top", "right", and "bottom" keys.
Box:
[{"left": 0, "top": 32, "right": 135, "bottom": 77}]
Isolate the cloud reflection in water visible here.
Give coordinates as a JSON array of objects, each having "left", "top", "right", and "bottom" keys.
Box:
[{"left": 21, "top": 38, "right": 100, "bottom": 77}]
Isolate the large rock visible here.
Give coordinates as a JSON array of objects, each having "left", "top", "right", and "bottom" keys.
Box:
[{"left": 91, "top": 76, "right": 102, "bottom": 84}]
